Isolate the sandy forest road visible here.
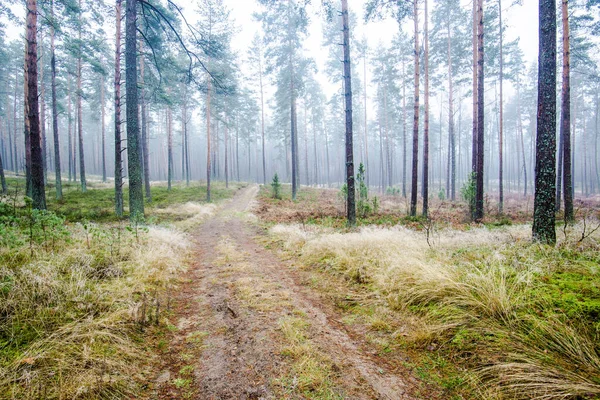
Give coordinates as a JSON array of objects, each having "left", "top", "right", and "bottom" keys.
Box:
[{"left": 155, "top": 185, "right": 418, "bottom": 399}]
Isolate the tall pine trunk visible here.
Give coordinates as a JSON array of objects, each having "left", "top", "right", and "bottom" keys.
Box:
[
  {"left": 498, "top": 0, "right": 504, "bottom": 213},
  {"left": 77, "top": 0, "right": 86, "bottom": 192},
  {"left": 259, "top": 53, "right": 266, "bottom": 185},
  {"left": 114, "top": 0, "right": 124, "bottom": 217},
  {"left": 50, "top": 0, "right": 62, "bottom": 200},
  {"left": 140, "top": 49, "right": 151, "bottom": 199},
  {"left": 422, "top": 0, "right": 430, "bottom": 217},
  {"left": 447, "top": 16, "right": 456, "bottom": 201},
  {"left": 27, "top": 0, "right": 46, "bottom": 209},
  {"left": 410, "top": 0, "right": 420, "bottom": 216},
  {"left": 167, "top": 106, "right": 173, "bottom": 190},
  {"left": 101, "top": 76, "right": 107, "bottom": 182},
  {"left": 533, "top": 0, "right": 557, "bottom": 244},
  {"left": 206, "top": 76, "right": 212, "bottom": 202},
  {"left": 24, "top": 35, "right": 32, "bottom": 198},
  {"left": 39, "top": 26, "right": 47, "bottom": 185},
  {"left": 561, "top": 0, "right": 573, "bottom": 221},
  {"left": 474, "top": 0, "right": 485, "bottom": 221},
  {"left": 126, "top": 0, "right": 144, "bottom": 219},
  {"left": 402, "top": 56, "right": 407, "bottom": 198},
  {"left": 342, "top": 0, "right": 355, "bottom": 225}
]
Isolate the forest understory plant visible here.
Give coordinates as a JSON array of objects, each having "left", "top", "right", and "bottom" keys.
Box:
[{"left": 269, "top": 221, "right": 600, "bottom": 399}]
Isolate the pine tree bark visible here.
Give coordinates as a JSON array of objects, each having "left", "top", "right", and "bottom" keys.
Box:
[
  {"left": 50, "top": 0, "right": 62, "bottom": 200},
  {"left": 24, "top": 35, "right": 32, "bottom": 197},
  {"left": 533, "top": 0, "right": 557, "bottom": 244},
  {"left": 402, "top": 56, "right": 407, "bottom": 198},
  {"left": 474, "top": 0, "right": 485, "bottom": 221},
  {"left": 561, "top": 0, "right": 573, "bottom": 222},
  {"left": 167, "top": 106, "right": 173, "bottom": 191},
  {"left": 101, "top": 76, "right": 107, "bottom": 182},
  {"left": 39, "top": 26, "right": 47, "bottom": 185},
  {"left": 447, "top": 16, "right": 456, "bottom": 201},
  {"left": 125, "top": 0, "right": 144, "bottom": 220},
  {"left": 422, "top": 0, "right": 430, "bottom": 217},
  {"left": 259, "top": 52, "right": 266, "bottom": 185},
  {"left": 471, "top": 0, "right": 478, "bottom": 177},
  {"left": 206, "top": 76, "right": 212, "bottom": 202},
  {"left": 114, "top": 0, "right": 124, "bottom": 217},
  {"left": 363, "top": 53, "right": 369, "bottom": 188},
  {"left": 77, "top": 0, "right": 86, "bottom": 192},
  {"left": 342, "top": 0, "right": 356, "bottom": 225},
  {"left": 0, "top": 125, "right": 6, "bottom": 194},
  {"left": 140, "top": 46, "right": 151, "bottom": 199},
  {"left": 498, "top": 0, "right": 504, "bottom": 213},
  {"left": 410, "top": 0, "right": 420, "bottom": 217},
  {"left": 67, "top": 72, "right": 73, "bottom": 181},
  {"left": 27, "top": 0, "right": 46, "bottom": 209}
]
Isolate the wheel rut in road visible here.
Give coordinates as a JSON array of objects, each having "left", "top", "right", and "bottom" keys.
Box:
[{"left": 156, "top": 185, "right": 416, "bottom": 399}]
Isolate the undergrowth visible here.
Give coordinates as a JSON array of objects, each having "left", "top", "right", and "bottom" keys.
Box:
[
  {"left": 0, "top": 177, "right": 239, "bottom": 398},
  {"left": 269, "top": 222, "right": 600, "bottom": 399}
]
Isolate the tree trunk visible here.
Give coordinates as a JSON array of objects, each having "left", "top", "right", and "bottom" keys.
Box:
[
  {"left": 259, "top": 53, "right": 266, "bottom": 185},
  {"left": 114, "top": 0, "right": 124, "bottom": 217},
  {"left": 225, "top": 116, "right": 229, "bottom": 188},
  {"left": 140, "top": 47, "right": 151, "bottom": 199},
  {"left": 342, "top": 0, "right": 356, "bottom": 225},
  {"left": 474, "top": 0, "right": 485, "bottom": 221},
  {"left": 288, "top": 0, "right": 299, "bottom": 200},
  {"left": 39, "top": 25, "right": 47, "bottom": 185},
  {"left": 0, "top": 121, "right": 6, "bottom": 193},
  {"left": 50, "top": 0, "right": 62, "bottom": 200},
  {"left": 167, "top": 106, "right": 173, "bottom": 190},
  {"left": 402, "top": 56, "right": 407, "bottom": 198},
  {"left": 447, "top": 19, "right": 456, "bottom": 201},
  {"left": 471, "top": 0, "right": 478, "bottom": 177},
  {"left": 410, "top": 0, "right": 420, "bottom": 217},
  {"left": 206, "top": 76, "right": 212, "bottom": 202},
  {"left": 363, "top": 53, "right": 369, "bottom": 188},
  {"left": 304, "top": 103, "right": 309, "bottom": 185},
  {"left": 12, "top": 67, "right": 18, "bottom": 175},
  {"left": 422, "top": 0, "right": 430, "bottom": 217},
  {"left": 27, "top": 0, "right": 46, "bottom": 209},
  {"left": 126, "top": 0, "right": 144, "bottom": 220},
  {"left": 498, "top": 0, "right": 504, "bottom": 213},
  {"left": 24, "top": 33, "right": 32, "bottom": 197},
  {"left": 561, "top": 0, "right": 573, "bottom": 221},
  {"left": 101, "top": 75, "right": 107, "bottom": 182},
  {"left": 533, "top": 0, "right": 557, "bottom": 244},
  {"left": 77, "top": 0, "right": 86, "bottom": 192}
]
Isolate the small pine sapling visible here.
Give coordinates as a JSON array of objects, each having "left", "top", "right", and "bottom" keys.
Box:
[{"left": 271, "top": 173, "right": 282, "bottom": 199}]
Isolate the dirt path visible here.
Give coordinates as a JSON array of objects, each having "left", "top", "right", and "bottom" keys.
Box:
[{"left": 155, "top": 186, "right": 416, "bottom": 399}]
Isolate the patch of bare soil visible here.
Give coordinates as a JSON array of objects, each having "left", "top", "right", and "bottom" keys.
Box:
[{"left": 150, "top": 186, "right": 422, "bottom": 399}]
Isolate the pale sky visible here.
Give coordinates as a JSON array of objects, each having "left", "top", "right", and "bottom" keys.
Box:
[{"left": 3, "top": 0, "right": 540, "bottom": 115}]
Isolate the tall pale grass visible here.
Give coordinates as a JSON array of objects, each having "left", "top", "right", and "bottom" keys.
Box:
[
  {"left": 271, "top": 223, "right": 600, "bottom": 399},
  {"left": 0, "top": 224, "right": 190, "bottom": 399}
]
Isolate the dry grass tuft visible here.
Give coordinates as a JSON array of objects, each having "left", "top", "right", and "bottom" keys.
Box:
[
  {"left": 0, "top": 223, "right": 190, "bottom": 399},
  {"left": 271, "top": 222, "right": 600, "bottom": 399}
]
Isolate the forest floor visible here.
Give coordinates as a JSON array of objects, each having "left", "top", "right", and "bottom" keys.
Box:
[
  {"left": 151, "top": 184, "right": 600, "bottom": 400},
  {"left": 151, "top": 185, "right": 436, "bottom": 399}
]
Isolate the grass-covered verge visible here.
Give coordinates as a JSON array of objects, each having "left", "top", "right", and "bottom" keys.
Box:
[
  {"left": 255, "top": 184, "right": 535, "bottom": 230},
  {"left": 0, "top": 178, "right": 242, "bottom": 399},
  {"left": 266, "top": 221, "right": 600, "bottom": 399},
  {"left": 2, "top": 177, "right": 244, "bottom": 223}
]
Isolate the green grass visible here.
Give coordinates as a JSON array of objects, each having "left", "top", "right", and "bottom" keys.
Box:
[
  {"left": 0, "top": 176, "right": 243, "bottom": 399},
  {"left": 268, "top": 221, "right": 600, "bottom": 399},
  {"left": 2, "top": 177, "right": 243, "bottom": 223}
]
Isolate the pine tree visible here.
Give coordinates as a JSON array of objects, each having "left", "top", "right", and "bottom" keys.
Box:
[
  {"left": 126, "top": 0, "right": 144, "bottom": 220},
  {"left": 533, "top": 0, "right": 557, "bottom": 244},
  {"left": 26, "top": 0, "right": 46, "bottom": 210},
  {"left": 114, "top": 0, "right": 124, "bottom": 217}
]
